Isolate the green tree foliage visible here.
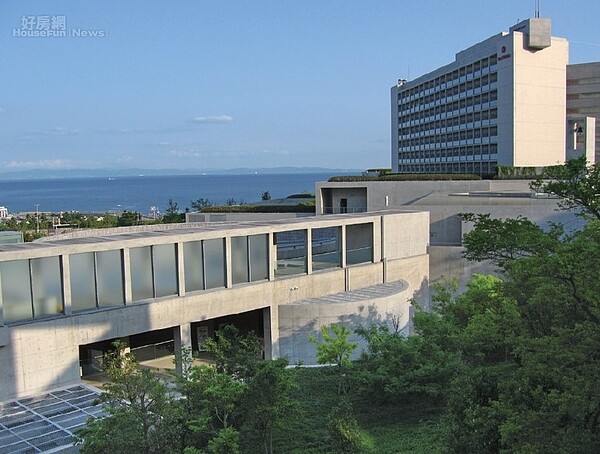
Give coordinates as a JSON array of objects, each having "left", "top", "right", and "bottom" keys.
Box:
[
  {"left": 117, "top": 210, "right": 141, "bottom": 226},
  {"left": 328, "top": 399, "right": 372, "bottom": 453},
  {"left": 241, "top": 358, "right": 297, "bottom": 454},
  {"left": 190, "top": 198, "right": 212, "bottom": 211},
  {"left": 163, "top": 199, "right": 184, "bottom": 223},
  {"left": 76, "top": 341, "right": 184, "bottom": 454},
  {"left": 310, "top": 324, "right": 358, "bottom": 394},
  {"left": 202, "top": 325, "right": 263, "bottom": 381},
  {"left": 531, "top": 156, "right": 600, "bottom": 220}
]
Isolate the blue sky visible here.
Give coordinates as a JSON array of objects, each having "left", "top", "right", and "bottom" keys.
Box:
[{"left": 0, "top": 1, "right": 599, "bottom": 172}]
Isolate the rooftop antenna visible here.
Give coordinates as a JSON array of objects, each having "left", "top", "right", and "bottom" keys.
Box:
[{"left": 535, "top": 0, "right": 540, "bottom": 18}]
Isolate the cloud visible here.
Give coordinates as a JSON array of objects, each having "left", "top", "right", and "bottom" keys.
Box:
[
  {"left": 193, "top": 115, "right": 234, "bottom": 124},
  {"left": 43, "top": 126, "right": 80, "bottom": 136},
  {"left": 117, "top": 155, "right": 134, "bottom": 163},
  {"left": 169, "top": 150, "right": 202, "bottom": 158},
  {"left": 4, "top": 159, "right": 78, "bottom": 169}
]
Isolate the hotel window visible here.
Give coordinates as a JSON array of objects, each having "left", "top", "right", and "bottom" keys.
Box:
[{"left": 1, "top": 257, "right": 64, "bottom": 323}]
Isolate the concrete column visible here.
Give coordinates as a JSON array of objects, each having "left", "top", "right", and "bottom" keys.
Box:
[
  {"left": 61, "top": 255, "right": 72, "bottom": 315},
  {"left": 306, "top": 228, "right": 313, "bottom": 274},
  {"left": 225, "top": 237, "right": 233, "bottom": 288},
  {"left": 0, "top": 267, "right": 4, "bottom": 325},
  {"left": 268, "top": 232, "right": 276, "bottom": 281},
  {"left": 174, "top": 324, "right": 192, "bottom": 376},
  {"left": 176, "top": 242, "right": 185, "bottom": 297},
  {"left": 340, "top": 225, "right": 347, "bottom": 268},
  {"left": 263, "top": 306, "right": 280, "bottom": 359},
  {"left": 122, "top": 248, "right": 132, "bottom": 304}
]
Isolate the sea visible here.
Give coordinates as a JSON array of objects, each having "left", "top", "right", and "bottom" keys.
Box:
[{"left": 0, "top": 172, "right": 342, "bottom": 215}]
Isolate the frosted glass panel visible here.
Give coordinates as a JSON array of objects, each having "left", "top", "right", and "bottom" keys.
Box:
[
  {"left": 204, "top": 239, "right": 225, "bottom": 289},
  {"left": 70, "top": 253, "right": 97, "bottom": 311},
  {"left": 130, "top": 247, "right": 154, "bottom": 301},
  {"left": 153, "top": 244, "right": 178, "bottom": 297},
  {"left": 97, "top": 250, "right": 124, "bottom": 306},
  {"left": 183, "top": 241, "right": 204, "bottom": 292},
  {"left": 0, "top": 260, "right": 33, "bottom": 323},
  {"left": 312, "top": 227, "right": 341, "bottom": 271},
  {"left": 231, "top": 236, "right": 249, "bottom": 285},
  {"left": 31, "top": 256, "right": 63, "bottom": 318},
  {"left": 249, "top": 234, "right": 269, "bottom": 282}
]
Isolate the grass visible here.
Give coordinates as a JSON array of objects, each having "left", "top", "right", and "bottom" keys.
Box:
[{"left": 261, "top": 367, "right": 446, "bottom": 454}]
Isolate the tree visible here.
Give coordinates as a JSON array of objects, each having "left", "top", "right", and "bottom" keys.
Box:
[
  {"left": 202, "top": 325, "right": 263, "bottom": 381},
  {"left": 163, "top": 199, "right": 183, "bottom": 223},
  {"left": 242, "top": 358, "right": 297, "bottom": 454},
  {"left": 531, "top": 156, "right": 600, "bottom": 220},
  {"left": 118, "top": 210, "right": 141, "bottom": 226},
  {"left": 310, "top": 324, "right": 358, "bottom": 394},
  {"left": 76, "top": 341, "right": 184, "bottom": 454},
  {"left": 184, "top": 365, "right": 246, "bottom": 434},
  {"left": 190, "top": 198, "right": 212, "bottom": 211}
]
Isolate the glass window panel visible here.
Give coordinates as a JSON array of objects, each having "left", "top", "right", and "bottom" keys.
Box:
[
  {"left": 204, "top": 239, "right": 226, "bottom": 289},
  {"left": 312, "top": 227, "right": 341, "bottom": 271},
  {"left": 97, "top": 250, "right": 124, "bottom": 307},
  {"left": 346, "top": 223, "right": 374, "bottom": 265},
  {"left": 275, "top": 230, "right": 307, "bottom": 277},
  {"left": 0, "top": 260, "right": 33, "bottom": 323},
  {"left": 231, "top": 236, "right": 249, "bottom": 285},
  {"left": 183, "top": 241, "right": 204, "bottom": 292},
  {"left": 249, "top": 234, "right": 269, "bottom": 282},
  {"left": 130, "top": 246, "right": 154, "bottom": 301},
  {"left": 70, "top": 253, "right": 97, "bottom": 311},
  {"left": 31, "top": 256, "right": 63, "bottom": 318},
  {"left": 153, "top": 244, "right": 178, "bottom": 297}
]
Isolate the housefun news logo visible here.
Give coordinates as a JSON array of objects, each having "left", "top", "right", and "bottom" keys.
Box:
[{"left": 12, "top": 15, "right": 107, "bottom": 38}]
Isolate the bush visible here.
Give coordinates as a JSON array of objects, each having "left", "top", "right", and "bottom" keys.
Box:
[
  {"left": 201, "top": 205, "right": 314, "bottom": 213},
  {"left": 328, "top": 173, "right": 481, "bottom": 182},
  {"left": 328, "top": 400, "right": 373, "bottom": 453},
  {"left": 286, "top": 193, "right": 315, "bottom": 198}
]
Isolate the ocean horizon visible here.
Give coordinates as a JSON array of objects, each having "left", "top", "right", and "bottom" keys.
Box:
[{"left": 0, "top": 172, "right": 343, "bottom": 215}]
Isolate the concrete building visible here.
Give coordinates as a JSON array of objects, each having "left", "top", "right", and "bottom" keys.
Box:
[
  {"left": 0, "top": 211, "right": 429, "bottom": 402},
  {"left": 392, "top": 18, "right": 575, "bottom": 176},
  {"left": 567, "top": 62, "right": 600, "bottom": 163},
  {"left": 316, "top": 179, "right": 583, "bottom": 286}
]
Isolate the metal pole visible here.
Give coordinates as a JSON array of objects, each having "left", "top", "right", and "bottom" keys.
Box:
[{"left": 34, "top": 204, "right": 39, "bottom": 233}]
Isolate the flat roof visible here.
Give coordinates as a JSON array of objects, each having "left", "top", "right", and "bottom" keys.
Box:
[{"left": 0, "top": 384, "right": 103, "bottom": 454}]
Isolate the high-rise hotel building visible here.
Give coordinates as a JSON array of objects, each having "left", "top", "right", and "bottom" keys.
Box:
[{"left": 391, "top": 18, "right": 569, "bottom": 176}]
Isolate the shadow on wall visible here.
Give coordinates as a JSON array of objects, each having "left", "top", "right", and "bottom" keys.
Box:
[{"left": 278, "top": 276, "right": 429, "bottom": 365}]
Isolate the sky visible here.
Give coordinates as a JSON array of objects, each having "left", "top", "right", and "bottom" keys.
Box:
[{"left": 0, "top": 1, "right": 599, "bottom": 172}]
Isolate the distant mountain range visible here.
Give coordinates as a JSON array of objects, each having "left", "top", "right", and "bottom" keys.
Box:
[{"left": 0, "top": 167, "right": 362, "bottom": 180}]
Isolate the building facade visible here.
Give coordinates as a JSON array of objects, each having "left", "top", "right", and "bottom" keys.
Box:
[
  {"left": 567, "top": 62, "right": 600, "bottom": 163},
  {"left": 391, "top": 18, "right": 569, "bottom": 176},
  {"left": 0, "top": 211, "right": 429, "bottom": 401}
]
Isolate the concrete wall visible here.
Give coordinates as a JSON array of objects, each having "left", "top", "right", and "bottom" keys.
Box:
[
  {"left": 0, "top": 211, "right": 429, "bottom": 401},
  {"left": 278, "top": 253, "right": 429, "bottom": 364}
]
